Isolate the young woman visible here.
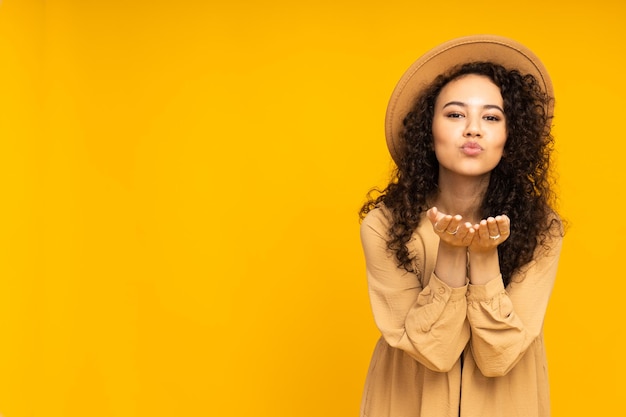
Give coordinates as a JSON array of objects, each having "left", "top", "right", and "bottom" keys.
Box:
[{"left": 359, "top": 35, "right": 564, "bottom": 417}]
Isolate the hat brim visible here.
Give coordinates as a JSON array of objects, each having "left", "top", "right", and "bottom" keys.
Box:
[{"left": 385, "top": 34, "right": 553, "bottom": 164}]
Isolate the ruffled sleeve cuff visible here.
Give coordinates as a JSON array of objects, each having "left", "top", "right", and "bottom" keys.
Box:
[
  {"left": 467, "top": 275, "right": 505, "bottom": 301},
  {"left": 429, "top": 273, "right": 469, "bottom": 302}
]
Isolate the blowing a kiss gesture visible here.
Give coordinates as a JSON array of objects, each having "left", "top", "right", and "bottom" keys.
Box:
[
  {"left": 358, "top": 35, "right": 563, "bottom": 417},
  {"left": 427, "top": 206, "right": 511, "bottom": 286},
  {"left": 427, "top": 206, "right": 510, "bottom": 249}
]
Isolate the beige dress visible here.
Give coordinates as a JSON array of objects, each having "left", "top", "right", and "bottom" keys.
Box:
[{"left": 360, "top": 207, "right": 562, "bottom": 417}]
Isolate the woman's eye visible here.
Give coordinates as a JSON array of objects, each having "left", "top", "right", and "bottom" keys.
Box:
[
  {"left": 446, "top": 112, "right": 463, "bottom": 118},
  {"left": 484, "top": 115, "right": 501, "bottom": 121}
]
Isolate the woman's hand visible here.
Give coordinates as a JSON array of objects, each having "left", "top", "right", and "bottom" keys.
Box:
[
  {"left": 469, "top": 215, "right": 510, "bottom": 253},
  {"left": 427, "top": 207, "right": 475, "bottom": 247},
  {"left": 467, "top": 215, "right": 510, "bottom": 284}
]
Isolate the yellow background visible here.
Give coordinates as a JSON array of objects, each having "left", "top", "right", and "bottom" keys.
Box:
[{"left": 0, "top": 0, "right": 624, "bottom": 416}]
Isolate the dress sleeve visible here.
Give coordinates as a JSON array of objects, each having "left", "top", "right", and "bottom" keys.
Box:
[
  {"left": 361, "top": 209, "right": 470, "bottom": 372},
  {"left": 466, "top": 229, "right": 563, "bottom": 377}
]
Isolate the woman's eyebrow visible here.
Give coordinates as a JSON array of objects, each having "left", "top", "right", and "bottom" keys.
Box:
[{"left": 442, "top": 101, "right": 504, "bottom": 113}]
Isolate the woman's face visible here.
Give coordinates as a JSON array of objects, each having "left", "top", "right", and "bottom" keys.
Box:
[{"left": 432, "top": 74, "right": 507, "bottom": 180}]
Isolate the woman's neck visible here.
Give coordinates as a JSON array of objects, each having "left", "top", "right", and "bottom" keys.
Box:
[{"left": 431, "top": 172, "right": 490, "bottom": 224}]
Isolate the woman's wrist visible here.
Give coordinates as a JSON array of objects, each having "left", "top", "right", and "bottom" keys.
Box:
[
  {"left": 467, "top": 248, "right": 500, "bottom": 285},
  {"left": 434, "top": 241, "right": 469, "bottom": 288}
]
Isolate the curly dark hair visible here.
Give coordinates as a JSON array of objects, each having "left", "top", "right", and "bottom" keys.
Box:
[{"left": 360, "top": 62, "right": 563, "bottom": 286}]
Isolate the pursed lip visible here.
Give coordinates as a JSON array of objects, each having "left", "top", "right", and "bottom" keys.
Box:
[{"left": 460, "top": 141, "right": 483, "bottom": 155}]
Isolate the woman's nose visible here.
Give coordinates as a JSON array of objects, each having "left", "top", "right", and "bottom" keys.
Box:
[{"left": 464, "top": 118, "right": 482, "bottom": 137}]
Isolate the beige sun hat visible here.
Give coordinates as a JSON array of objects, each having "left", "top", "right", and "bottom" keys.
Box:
[{"left": 385, "top": 34, "right": 554, "bottom": 164}]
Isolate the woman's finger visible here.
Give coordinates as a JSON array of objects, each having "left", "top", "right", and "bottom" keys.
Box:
[
  {"left": 486, "top": 217, "right": 501, "bottom": 240},
  {"left": 495, "top": 215, "right": 510, "bottom": 239}
]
